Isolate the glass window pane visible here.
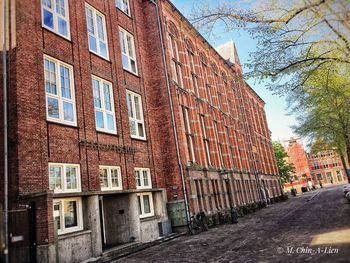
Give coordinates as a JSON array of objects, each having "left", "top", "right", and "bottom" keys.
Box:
[
  {"left": 95, "top": 111, "right": 104, "bottom": 129},
  {"left": 100, "top": 169, "right": 108, "bottom": 188},
  {"left": 103, "top": 84, "right": 111, "bottom": 111},
  {"left": 137, "top": 195, "right": 142, "bottom": 215},
  {"left": 122, "top": 0, "right": 129, "bottom": 14},
  {"left": 43, "top": 9, "right": 54, "bottom": 29},
  {"left": 66, "top": 167, "right": 77, "bottom": 190},
  {"left": 55, "top": 0, "right": 65, "bottom": 16},
  {"left": 64, "top": 201, "right": 78, "bottom": 228},
  {"left": 49, "top": 167, "right": 62, "bottom": 190},
  {"left": 122, "top": 54, "right": 129, "bottom": 70},
  {"left": 129, "top": 120, "right": 136, "bottom": 136},
  {"left": 42, "top": 0, "right": 52, "bottom": 8},
  {"left": 60, "top": 66, "right": 71, "bottom": 99},
  {"left": 127, "top": 35, "right": 134, "bottom": 58},
  {"left": 53, "top": 202, "right": 61, "bottom": 230},
  {"left": 135, "top": 171, "right": 141, "bottom": 187},
  {"left": 58, "top": 17, "right": 68, "bottom": 37},
  {"left": 63, "top": 102, "right": 74, "bottom": 122},
  {"left": 111, "top": 169, "right": 119, "bottom": 187},
  {"left": 92, "top": 80, "right": 101, "bottom": 108},
  {"left": 127, "top": 93, "right": 133, "bottom": 117},
  {"left": 89, "top": 35, "right": 97, "bottom": 53},
  {"left": 96, "top": 15, "right": 105, "bottom": 40},
  {"left": 143, "top": 195, "right": 151, "bottom": 214},
  {"left": 119, "top": 31, "right": 126, "bottom": 53},
  {"left": 107, "top": 114, "right": 115, "bottom": 131},
  {"left": 100, "top": 42, "right": 107, "bottom": 58},
  {"left": 134, "top": 96, "right": 141, "bottom": 120},
  {"left": 47, "top": 97, "right": 59, "bottom": 119},
  {"left": 138, "top": 123, "right": 144, "bottom": 137},
  {"left": 86, "top": 8, "right": 94, "bottom": 34},
  {"left": 130, "top": 60, "right": 136, "bottom": 73},
  {"left": 143, "top": 170, "right": 149, "bottom": 186}
]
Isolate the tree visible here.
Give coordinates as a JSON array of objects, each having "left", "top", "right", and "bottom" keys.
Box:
[
  {"left": 272, "top": 141, "right": 295, "bottom": 183},
  {"left": 190, "top": 0, "right": 350, "bottom": 94},
  {"left": 290, "top": 64, "right": 350, "bottom": 183}
]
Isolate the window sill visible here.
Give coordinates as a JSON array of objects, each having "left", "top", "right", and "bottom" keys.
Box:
[
  {"left": 123, "top": 68, "right": 139, "bottom": 78},
  {"left": 96, "top": 129, "right": 118, "bottom": 136},
  {"left": 89, "top": 51, "right": 111, "bottom": 63},
  {"left": 140, "top": 215, "right": 161, "bottom": 222},
  {"left": 116, "top": 8, "right": 132, "bottom": 19},
  {"left": 42, "top": 26, "right": 71, "bottom": 42},
  {"left": 130, "top": 136, "right": 147, "bottom": 142},
  {"left": 58, "top": 229, "right": 91, "bottom": 240},
  {"left": 47, "top": 120, "right": 78, "bottom": 128}
]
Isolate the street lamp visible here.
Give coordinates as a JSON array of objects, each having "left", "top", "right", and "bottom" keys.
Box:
[
  {"left": 220, "top": 170, "right": 238, "bottom": 224},
  {"left": 290, "top": 177, "right": 296, "bottom": 196}
]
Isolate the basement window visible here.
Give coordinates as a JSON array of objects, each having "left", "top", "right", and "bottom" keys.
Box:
[
  {"left": 137, "top": 193, "right": 154, "bottom": 218},
  {"left": 41, "top": 0, "right": 70, "bottom": 39},
  {"left": 53, "top": 198, "right": 83, "bottom": 235}
]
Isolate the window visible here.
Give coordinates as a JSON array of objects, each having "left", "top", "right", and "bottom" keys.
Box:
[
  {"left": 85, "top": 4, "right": 109, "bottom": 59},
  {"left": 41, "top": 0, "right": 70, "bottom": 39},
  {"left": 214, "top": 121, "right": 224, "bottom": 168},
  {"left": 49, "top": 163, "right": 81, "bottom": 193},
  {"left": 135, "top": 168, "right": 151, "bottom": 189},
  {"left": 323, "top": 160, "right": 329, "bottom": 168},
  {"left": 314, "top": 161, "right": 320, "bottom": 170},
  {"left": 44, "top": 56, "right": 76, "bottom": 125},
  {"left": 119, "top": 27, "right": 137, "bottom": 74},
  {"left": 137, "top": 193, "right": 154, "bottom": 218},
  {"left": 92, "top": 76, "right": 116, "bottom": 134},
  {"left": 200, "top": 114, "right": 211, "bottom": 166},
  {"left": 126, "top": 91, "right": 145, "bottom": 139},
  {"left": 53, "top": 198, "right": 83, "bottom": 235},
  {"left": 99, "top": 166, "right": 122, "bottom": 190},
  {"left": 168, "top": 32, "right": 183, "bottom": 87},
  {"left": 333, "top": 160, "right": 338, "bottom": 167},
  {"left": 182, "top": 107, "right": 195, "bottom": 162},
  {"left": 116, "top": 0, "right": 131, "bottom": 16}
]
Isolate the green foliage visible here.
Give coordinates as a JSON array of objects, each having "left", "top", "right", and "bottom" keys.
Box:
[{"left": 272, "top": 141, "right": 295, "bottom": 183}]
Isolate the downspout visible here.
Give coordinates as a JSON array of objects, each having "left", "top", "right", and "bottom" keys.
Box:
[
  {"left": 149, "top": 0, "right": 190, "bottom": 224},
  {"left": 2, "top": 0, "right": 9, "bottom": 262}
]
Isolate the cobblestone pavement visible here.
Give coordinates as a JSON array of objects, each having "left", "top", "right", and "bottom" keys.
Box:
[{"left": 115, "top": 184, "right": 350, "bottom": 263}]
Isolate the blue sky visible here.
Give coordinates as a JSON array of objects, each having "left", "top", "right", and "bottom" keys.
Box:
[{"left": 171, "top": 0, "right": 297, "bottom": 141}]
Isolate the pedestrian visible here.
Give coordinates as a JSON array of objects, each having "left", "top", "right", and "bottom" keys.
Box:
[
  {"left": 319, "top": 180, "right": 323, "bottom": 188},
  {"left": 307, "top": 180, "right": 313, "bottom": 191}
]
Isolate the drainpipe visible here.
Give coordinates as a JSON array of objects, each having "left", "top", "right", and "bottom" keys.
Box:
[
  {"left": 149, "top": 0, "right": 190, "bottom": 224},
  {"left": 2, "top": 0, "right": 9, "bottom": 262}
]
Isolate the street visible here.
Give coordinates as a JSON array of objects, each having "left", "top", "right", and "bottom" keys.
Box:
[{"left": 115, "top": 184, "right": 350, "bottom": 263}]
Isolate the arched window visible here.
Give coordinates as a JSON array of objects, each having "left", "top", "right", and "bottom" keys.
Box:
[
  {"left": 199, "top": 52, "right": 212, "bottom": 103},
  {"left": 167, "top": 22, "right": 183, "bottom": 87}
]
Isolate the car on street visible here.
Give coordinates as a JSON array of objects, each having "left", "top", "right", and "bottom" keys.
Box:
[
  {"left": 343, "top": 183, "right": 350, "bottom": 196},
  {"left": 346, "top": 191, "right": 350, "bottom": 202}
]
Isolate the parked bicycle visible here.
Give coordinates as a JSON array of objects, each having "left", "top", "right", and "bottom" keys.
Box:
[{"left": 188, "top": 211, "right": 209, "bottom": 235}]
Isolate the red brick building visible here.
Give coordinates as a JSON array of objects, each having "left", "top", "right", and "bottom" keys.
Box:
[
  {"left": 283, "top": 138, "right": 311, "bottom": 187},
  {"left": 0, "top": 0, "right": 281, "bottom": 262},
  {"left": 308, "top": 150, "right": 347, "bottom": 184}
]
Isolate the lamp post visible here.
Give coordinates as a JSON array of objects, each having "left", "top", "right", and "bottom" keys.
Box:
[
  {"left": 220, "top": 170, "right": 238, "bottom": 224},
  {"left": 290, "top": 177, "right": 296, "bottom": 196}
]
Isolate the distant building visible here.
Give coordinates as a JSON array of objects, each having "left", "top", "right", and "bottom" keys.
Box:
[
  {"left": 283, "top": 138, "right": 311, "bottom": 184},
  {"left": 307, "top": 150, "right": 347, "bottom": 184}
]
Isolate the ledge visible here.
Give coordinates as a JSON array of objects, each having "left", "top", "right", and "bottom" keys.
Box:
[{"left": 58, "top": 230, "right": 92, "bottom": 240}]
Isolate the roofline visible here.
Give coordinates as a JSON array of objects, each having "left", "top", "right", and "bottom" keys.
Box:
[
  {"left": 244, "top": 81, "right": 265, "bottom": 104},
  {"left": 165, "top": 0, "right": 239, "bottom": 73}
]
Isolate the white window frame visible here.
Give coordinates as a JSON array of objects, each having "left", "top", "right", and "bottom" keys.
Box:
[
  {"left": 99, "top": 166, "right": 122, "bottom": 191},
  {"left": 182, "top": 107, "right": 195, "bottom": 163},
  {"left": 49, "top": 163, "right": 81, "bottom": 193},
  {"left": 168, "top": 33, "right": 183, "bottom": 87},
  {"left": 85, "top": 3, "right": 109, "bottom": 60},
  {"left": 92, "top": 75, "right": 117, "bottom": 134},
  {"left": 44, "top": 55, "right": 77, "bottom": 126},
  {"left": 135, "top": 168, "right": 152, "bottom": 189},
  {"left": 116, "top": 0, "right": 131, "bottom": 16},
  {"left": 137, "top": 192, "right": 154, "bottom": 218},
  {"left": 126, "top": 90, "right": 146, "bottom": 140},
  {"left": 41, "top": 0, "right": 71, "bottom": 40},
  {"left": 53, "top": 197, "right": 83, "bottom": 235},
  {"left": 119, "top": 27, "right": 138, "bottom": 75}
]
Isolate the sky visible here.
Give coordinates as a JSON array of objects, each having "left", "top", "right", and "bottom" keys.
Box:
[{"left": 171, "top": 0, "right": 298, "bottom": 142}]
